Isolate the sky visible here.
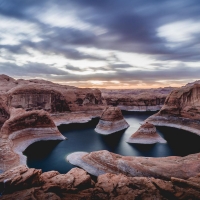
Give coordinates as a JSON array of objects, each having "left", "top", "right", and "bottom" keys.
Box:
[{"left": 0, "top": 0, "right": 200, "bottom": 89}]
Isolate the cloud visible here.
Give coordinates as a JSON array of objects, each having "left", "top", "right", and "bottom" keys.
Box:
[
  {"left": 0, "top": 62, "right": 68, "bottom": 77},
  {"left": 0, "top": 0, "right": 200, "bottom": 87}
]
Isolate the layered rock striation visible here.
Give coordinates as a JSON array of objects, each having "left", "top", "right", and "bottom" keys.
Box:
[
  {"left": 146, "top": 83, "right": 200, "bottom": 135},
  {"left": 102, "top": 87, "right": 174, "bottom": 111},
  {"left": 127, "top": 122, "right": 166, "bottom": 144},
  {"left": 0, "top": 108, "right": 65, "bottom": 172},
  {"left": 95, "top": 107, "right": 129, "bottom": 135},
  {"left": 67, "top": 150, "right": 200, "bottom": 180},
  {"left": 1, "top": 165, "right": 200, "bottom": 200}
]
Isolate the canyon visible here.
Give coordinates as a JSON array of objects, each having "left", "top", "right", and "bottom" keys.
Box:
[
  {"left": 0, "top": 74, "right": 173, "bottom": 173},
  {"left": 1, "top": 74, "right": 200, "bottom": 199}
]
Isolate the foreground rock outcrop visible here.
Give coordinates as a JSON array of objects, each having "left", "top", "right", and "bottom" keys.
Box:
[
  {"left": 146, "top": 82, "right": 200, "bottom": 136},
  {"left": 102, "top": 87, "right": 174, "bottom": 111},
  {"left": 1, "top": 165, "right": 200, "bottom": 200},
  {"left": 67, "top": 150, "right": 200, "bottom": 180},
  {"left": 95, "top": 107, "right": 129, "bottom": 135},
  {"left": 127, "top": 122, "right": 166, "bottom": 144}
]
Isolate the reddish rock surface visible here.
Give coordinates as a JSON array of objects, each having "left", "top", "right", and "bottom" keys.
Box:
[
  {"left": 1, "top": 165, "right": 200, "bottom": 200},
  {"left": 95, "top": 107, "right": 129, "bottom": 135},
  {"left": 127, "top": 122, "right": 166, "bottom": 144},
  {"left": 146, "top": 82, "right": 200, "bottom": 136},
  {"left": 67, "top": 150, "right": 200, "bottom": 180},
  {"left": 0, "top": 108, "right": 65, "bottom": 172},
  {"left": 0, "top": 75, "right": 107, "bottom": 172},
  {"left": 102, "top": 87, "right": 174, "bottom": 111}
]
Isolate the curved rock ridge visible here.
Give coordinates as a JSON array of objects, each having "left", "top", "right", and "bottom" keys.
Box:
[
  {"left": 0, "top": 108, "right": 65, "bottom": 172},
  {"left": 95, "top": 107, "right": 129, "bottom": 135},
  {"left": 146, "top": 83, "right": 200, "bottom": 136},
  {"left": 102, "top": 87, "right": 174, "bottom": 111},
  {"left": 67, "top": 150, "right": 200, "bottom": 180},
  {"left": 1, "top": 165, "right": 200, "bottom": 199},
  {"left": 127, "top": 122, "right": 166, "bottom": 144}
]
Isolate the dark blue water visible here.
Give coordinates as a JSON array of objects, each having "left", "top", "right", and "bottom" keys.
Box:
[{"left": 24, "top": 111, "right": 200, "bottom": 174}]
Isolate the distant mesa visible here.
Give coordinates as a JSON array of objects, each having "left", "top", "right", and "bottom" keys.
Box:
[
  {"left": 127, "top": 122, "right": 166, "bottom": 144},
  {"left": 95, "top": 106, "right": 129, "bottom": 135}
]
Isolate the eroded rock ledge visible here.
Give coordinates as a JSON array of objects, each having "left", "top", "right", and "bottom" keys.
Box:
[
  {"left": 146, "top": 82, "right": 200, "bottom": 136},
  {"left": 67, "top": 150, "right": 200, "bottom": 180},
  {"left": 95, "top": 107, "right": 129, "bottom": 135},
  {"left": 0, "top": 108, "right": 65, "bottom": 172},
  {"left": 1, "top": 165, "right": 200, "bottom": 199}
]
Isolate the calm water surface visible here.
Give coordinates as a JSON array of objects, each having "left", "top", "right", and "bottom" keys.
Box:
[{"left": 24, "top": 111, "right": 200, "bottom": 173}]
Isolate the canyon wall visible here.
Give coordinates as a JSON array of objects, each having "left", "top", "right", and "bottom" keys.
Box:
[
  {"left": 102, "top": 87, "right": 174, "bottom": 111},
  {"left": 146, "top": 83, "right": 200, "bottom": 135}
]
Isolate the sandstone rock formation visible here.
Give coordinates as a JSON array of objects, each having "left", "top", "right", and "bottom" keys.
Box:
[
  {"left": 102, "top": 87, "right": 174, "bottom": 111},
  {"left": 0, "top": 74, "right": 106, "bottom": 172},
  {"left": 127, "top": 122, "right": 166, "bottom": 144},
  {"left": 146, "top": 82, "right": 200, "bottom": 136},
  {"left": 1, "top": 165, "right": 200, "bottom": 200},
  {"left": 67, "top": 150, "right": 200, "bottom": 180},
  {"left": 95, "top": 107, "right": 129, "bottom": 135},
  {"left": 0, "top": 108, "right": 65, "bottom": 172}
]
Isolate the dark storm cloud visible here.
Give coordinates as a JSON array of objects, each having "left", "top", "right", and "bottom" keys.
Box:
[
  {"left": 0, "top": 62, "right": 68, "bottom": 76},
  {"left": 0, "top": 44, "right": 28, "bottom": 55},
  {"left": 49, "top": 65, "right": 200, "bottom": 83},
  {"left": 0, "top": 0, "right": 200, "bottom": 85},
  {"left": 1, "top": 0, "right": 200, "bottom": 60}
]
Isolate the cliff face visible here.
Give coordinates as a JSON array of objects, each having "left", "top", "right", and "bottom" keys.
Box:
[
  {"left": 102, "top": 87, "right": 174, "bottom": 111},
  {"left": 1, "top": 165, "right": 200, "bottom": 200},
  {"left": 0, "top": 98, "right": 9, "bottom": 128},
  {"left": 0, "top": 75, "right": 105, "bottom": 172},
  {"left": 146, "top": 83, "right": 200, "bottom": 135},
  {"left": 7, "top": 81, "right": 104, "bottom": 113}
]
